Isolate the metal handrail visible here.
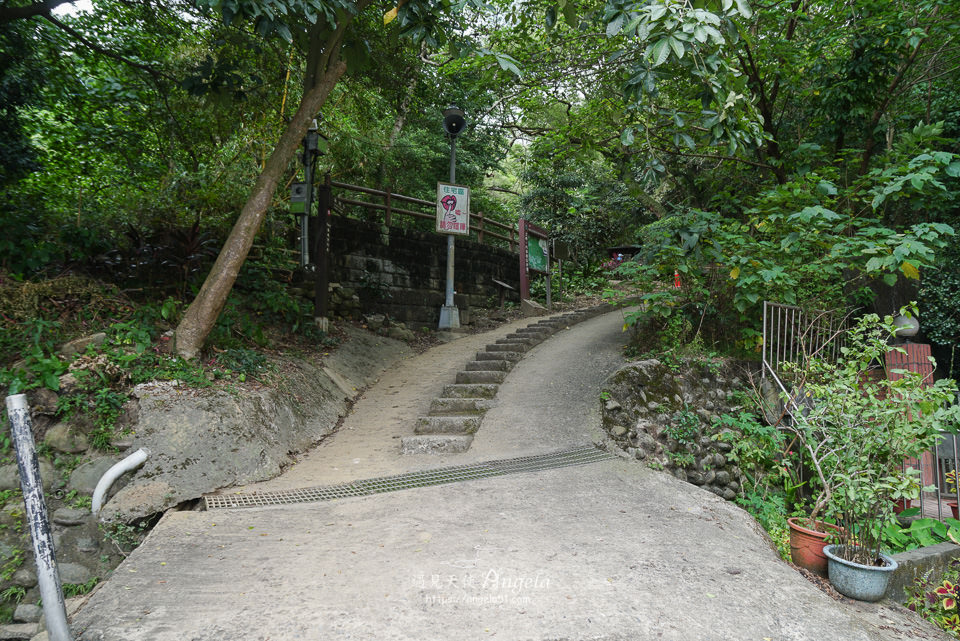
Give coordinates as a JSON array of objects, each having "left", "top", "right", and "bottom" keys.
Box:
[{"left": 328, "top": 179, "right": 518, "bottom": 250}]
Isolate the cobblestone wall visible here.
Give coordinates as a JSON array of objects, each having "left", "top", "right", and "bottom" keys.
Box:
[{"left": 601, "top": 358, "right": 759, "bottom": 502}]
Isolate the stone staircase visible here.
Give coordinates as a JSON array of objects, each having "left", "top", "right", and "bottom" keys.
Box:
[{"left": 400, "top": 304, "right": 614, "bottom": 454}]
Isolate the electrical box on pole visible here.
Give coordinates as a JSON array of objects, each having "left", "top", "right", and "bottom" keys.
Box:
[{"left": 290, "top": 182, "right": 308, "bottom": 214}]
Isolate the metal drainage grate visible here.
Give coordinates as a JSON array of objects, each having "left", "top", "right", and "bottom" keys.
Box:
[{"left": 204, "top": 445, "right": 615, "bottom": 510}]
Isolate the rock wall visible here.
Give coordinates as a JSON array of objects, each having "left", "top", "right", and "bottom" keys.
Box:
[
  {"left": 600, "top": 358, "right": 758, "bottom": 502},
  {"left": 301, "top": 217, "right": 522, "bottom": 327},
  {"left": 0, "top": 327, "right": 409, "bottom": 621}
]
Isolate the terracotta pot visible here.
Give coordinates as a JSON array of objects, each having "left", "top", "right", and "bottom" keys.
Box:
[
  {"left": 948, "top": 501, "right": 959, "bottom": 520},
  {"left": 787, "top": 517, "right": 841, "bottom": 576}
]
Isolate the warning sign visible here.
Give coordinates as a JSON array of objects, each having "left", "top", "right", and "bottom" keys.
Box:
[{"left": 436, "top": 183, "right": 470, "bottom": 235}]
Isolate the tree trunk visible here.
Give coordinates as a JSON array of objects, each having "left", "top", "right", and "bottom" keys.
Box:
[
  {"left": 376, "top": 67, "right": 419, "bottom": 189},
  {"left": 174, "top": 43, "right": 348, "bottom": 359}
]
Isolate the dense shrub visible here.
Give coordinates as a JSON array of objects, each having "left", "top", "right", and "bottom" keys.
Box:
[{"left": 920, "top": 243, "right": 960, "bottom": 379}]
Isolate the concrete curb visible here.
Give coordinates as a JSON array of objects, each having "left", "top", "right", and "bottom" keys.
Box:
[
  {"left": 400, "top": 304, "right": 615, "bottom": 454},
  {"left": 886, "top": 541, "right": 960, "bottom": 603}
]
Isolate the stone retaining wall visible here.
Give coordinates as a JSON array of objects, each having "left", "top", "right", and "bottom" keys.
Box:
[
  {"left": 302, "top": 217, "right": 522, "bottom": 327},
  {"left": 600, "top": 358, "right": 757, "bottom": 502}
]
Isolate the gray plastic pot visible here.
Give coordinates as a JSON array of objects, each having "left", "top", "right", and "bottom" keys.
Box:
[{"left": 823, "top": 544, "right": 898, "bottom": 602}]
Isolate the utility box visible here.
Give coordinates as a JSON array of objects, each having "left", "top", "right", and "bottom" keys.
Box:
[{"left": 290, "top": 182, "right": 308, "bottom": 214}]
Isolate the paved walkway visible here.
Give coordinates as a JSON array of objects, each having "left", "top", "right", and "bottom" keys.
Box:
[{"left": 72, "top": 311, "right": 946, "bottom": 641}]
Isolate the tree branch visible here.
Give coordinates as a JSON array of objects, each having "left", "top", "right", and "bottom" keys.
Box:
[
  {"left": 859, "top": 6, "right": 939, "bottom": 174},
  {"left": 43, "top": 13, "right": 167, "bottom": 78},
  {"left": 649, "top": 146, "right": 775, "bottom": 171},
  {"left": 0, "top": 0, "right": 71, "bottom": 23}
]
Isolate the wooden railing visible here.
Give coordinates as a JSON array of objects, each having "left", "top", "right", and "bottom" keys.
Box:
[{"left": 328, "top": 179, "right": 517, "bottom": 251}]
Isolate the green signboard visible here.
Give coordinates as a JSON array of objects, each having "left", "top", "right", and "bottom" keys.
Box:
[{"left": 527, "top": 236, "right": 549, "bottom": 273}]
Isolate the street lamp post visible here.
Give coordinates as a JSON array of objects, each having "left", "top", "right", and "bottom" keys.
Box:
[{"left": 438, "top": 106, "right": 465, "bottom": 329}]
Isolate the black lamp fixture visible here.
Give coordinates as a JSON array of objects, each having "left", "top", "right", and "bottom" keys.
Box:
[{"left": 442, "top": 106, "right": 466, "bottom": 137}]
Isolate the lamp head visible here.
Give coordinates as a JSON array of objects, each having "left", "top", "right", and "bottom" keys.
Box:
[{"left": 442, "top": 106, "right": 466, "bottom": 137}]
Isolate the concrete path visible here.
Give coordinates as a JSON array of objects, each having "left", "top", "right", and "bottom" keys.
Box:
[{"left": 71, "top": 311, "right": 947, "bottom": 641}]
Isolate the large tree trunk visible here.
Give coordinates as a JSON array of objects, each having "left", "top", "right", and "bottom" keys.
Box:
[{"left": 174, "top": 33, "right": 349, "bottom": 359}]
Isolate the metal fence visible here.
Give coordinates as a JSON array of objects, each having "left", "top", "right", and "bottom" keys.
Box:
[
  {"left": 906, "top": 424, "right": 960, "bottom": 520},
  {"left": 761, "top": 301, "right": 846, "bottom": 376},
  {"left": 328, "top": 179, "right": 518, "bottom": 251},
  {"left": 760, "top": 300, "right": 960, "bottom": 522},
  {"left": 760, "top": 301, "right": 847, "bottom": 417}
]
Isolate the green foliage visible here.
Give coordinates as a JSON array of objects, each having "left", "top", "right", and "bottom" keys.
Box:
[
  {"left": 906, "top": 559, "right": 960, "bottom": 638},
  {"left": 0, "top": 349, "right": 68, "bottom": 395},
  {"left": 0, "top": 317, "right": 68, "bottom": 393},
  {"left": 560, "top": 263, "right": 608, "bottom": 295},
  {"left": 663, "top": 406, "right": 700, "bottom": 468},
  {"left": 100, "top": 519, "right": 151, "bottom": 556},
  {"left": 0, "top": 206, "right": 61, "bottom": 278},
  {"left": 714, "top": 411, "right": 800, "bottom": 506},
  {"left": 87, "top": 388, "right": 129, "bottom": 451},
  {"left": 0, "top": 585, "right": 25, "bottom": 606},
  {"left": 202, "top": 241, "right": 324, "bottom": 349},
  {"left": 782, "top": 311, "right": 960, "bottom": 565},
  {"left": 0, "top": 19, "right": 43, "bottom": 186},
  {"left": 603, "top": 0, "right": 763, "bottom": 155},
  {"left": 609, "top": 169, "right": 955, "bottom": 351},
  {"left": 93, "top": 321, "right": 209, "bottom": 388},
  {"left": 884, "top": 516, "right": 960, "bottom": 553},
  {"left": 920, "top": 242, "right": 960, "bottom": 379},
  {"left": 62, "top": 577, "right": 100, "bottom": 598},
  {"left": 520, "top": 150, "right": 646, "bottom": 260},
  {"left": 0, "top": 549, "right": 23, "bottom": 583},
  {"left": 63, "top": 489, "right": 93, "bottom": 511},
  {"left": 713, "top": 410, "right": 798, "bottom": 561},
  {"left": 211, "top": 347, "right": 272, "bottom": 382}
]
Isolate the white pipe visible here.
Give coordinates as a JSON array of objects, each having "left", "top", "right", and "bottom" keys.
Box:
[
  {"left": 6, "top": 394, "right": 73, "bottom": 641},
  {"left": 92, "top": 448, "right": 150, "bottom": 517}
]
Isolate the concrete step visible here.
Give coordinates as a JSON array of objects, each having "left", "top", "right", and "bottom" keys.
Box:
[
  {"left": 441, "top": 383, "right": 499, "bottom": 398},
  {"left": 516, "top": 326, "right": 554, "bottom": 336},
  {"left": 535, "top": 320, "right": 566, "bottom": 328},
  {"left": 510, "top": 330, "right": 548, "bottom": 341},
  {"left": 475, "top": 351, "right": 522, "bottom": 362},
  {"left": 486, "top": 342, "right": 528, "bottom": 353},
  {"left": 465, "top": 360, "right": 513, "bottom": 372},
  {"left": 429, "top": 397, "right": 493, "bottom": 415},
  {"left": 414, "top": 415, "right": 481, "bottom": 435},
  {"left": 496, "top": 337, "right": 536, "bottom": 346},
  {"left": 456, "top": 370, "right": 507, "bottom": 384},
  {"left": 400, "top": 434, "right": 474, "bottom": 455}
]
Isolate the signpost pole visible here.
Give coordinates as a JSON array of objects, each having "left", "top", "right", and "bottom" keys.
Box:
[
  {"left": 300, "top": 119, "right": 318, "bottom": 268},
  {"left": 518, "top": 219, "right": 529, "bottom": 301},
  {"left": 313, "top": 176, "right": 331, "bottom": 332},
  {"left": 545, "top": 270, "right": 551, "bottom": 310},
  {"left": 438, "top": 106, "right": 465, "bottom": 329},
  {"left": 445, "top": 136, "right": 456, "bottom": 310}
]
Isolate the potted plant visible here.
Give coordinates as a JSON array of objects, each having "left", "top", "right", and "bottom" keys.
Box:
[{"left": 780, "top": 309, "right": 960, "bottom": 590}]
